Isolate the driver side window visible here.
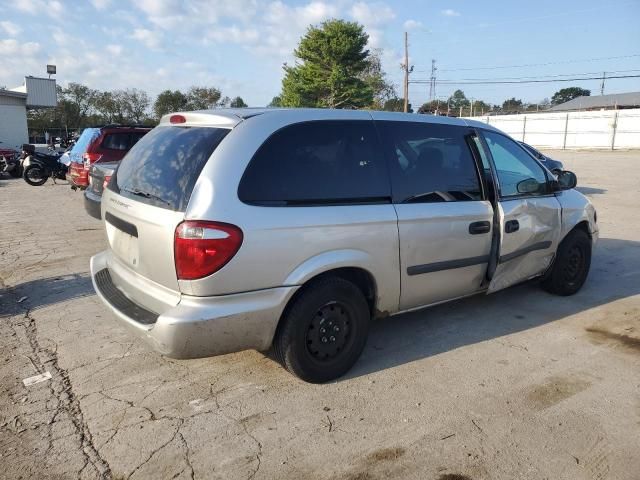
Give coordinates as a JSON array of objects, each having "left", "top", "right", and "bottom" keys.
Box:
[{"left": 482, "top": 130, "right": 547, "bottom": 197}]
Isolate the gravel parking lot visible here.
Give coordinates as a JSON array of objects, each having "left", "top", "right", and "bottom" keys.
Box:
[{"left": 1, "top": 150, "right": 639, "bottom": 480}]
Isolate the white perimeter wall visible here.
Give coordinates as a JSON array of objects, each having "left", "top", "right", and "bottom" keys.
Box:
[
  {"left": 0, "top": 103, "right": 28, "bottom": 150},
  {"left": 466, "top": 108, "right": 640, "bottom": 150}
]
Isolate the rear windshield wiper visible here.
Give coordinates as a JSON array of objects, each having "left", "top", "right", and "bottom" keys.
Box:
[{"left": 121, "top": 187, "right": 171, "bottom": 206}]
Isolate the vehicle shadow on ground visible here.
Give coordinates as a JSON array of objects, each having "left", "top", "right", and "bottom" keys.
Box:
[
  {"left": 0, "top": 272, "right": 95, "bottom": 318},
  {"left": 346, "top": 237, "right": 640, "bottom": 379},
  {"left": 576, "top": 186, "right": 607, "bottom": 196}
]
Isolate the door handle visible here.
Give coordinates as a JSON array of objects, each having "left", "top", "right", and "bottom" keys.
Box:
[
  {"left": 505, "top": 220, "right": 520, "bottom": 233},
  {"left": 469, "top": 221, "right": 491, "bottom": 235}
]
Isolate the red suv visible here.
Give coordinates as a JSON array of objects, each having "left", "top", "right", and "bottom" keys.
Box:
[{"left": 67, "top": 125, "right": 152, "bottom": 189}]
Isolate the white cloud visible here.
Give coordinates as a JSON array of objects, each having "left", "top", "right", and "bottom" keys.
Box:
[
  {"left": 403, "top": 19, "right": 422, "bottom": 30},
  {"left": 14, "top": 0, "right": 63, "bottom": 19},
  {"left": 0, "top": 39, "right": 40, "bottom": 56},
  {"left": 130, "top": 28, "right": 162, "bottom": 49},
  {"left": 350, "top": 2, "right": 395, "bottom": 26},
  {"left": 106, "top": 44, "right": 123, "bottom": 56},
  {"left": 0, "top": 21, "right": 22, "bottom": 36},
  {"left": 208, "top": 26, "right": 259, "bottom": 44},
  {"left": 441, "top": 9, "right": 461, "bottom": 17},
  {"left": 348, "top": 2, "right": 395, "bottom": 49},
  {"left": 91, "top": 0, "right": 111, "bottom": 10}
]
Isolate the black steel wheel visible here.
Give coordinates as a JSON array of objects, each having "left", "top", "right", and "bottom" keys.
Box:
[
  {"left": 23, "top": 165, "right": 48, "bottom": 186},
  {"left": 541, "top": 228, "right": 591, "bottom": 296},
  {"left": 273, "top": 276, "right": 370, "bottom": 383}
]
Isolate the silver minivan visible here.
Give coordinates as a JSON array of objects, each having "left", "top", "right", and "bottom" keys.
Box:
[{"left": 90, "top": 108, "right": 598, "bottom": 382}]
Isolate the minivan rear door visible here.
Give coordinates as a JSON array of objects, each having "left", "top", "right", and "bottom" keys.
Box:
[
  {"left": 479, "top": 130, "right": 561, "bottom": 293},
  {"left": 102, "top": 124, "right": 231, "bottom": 291}
]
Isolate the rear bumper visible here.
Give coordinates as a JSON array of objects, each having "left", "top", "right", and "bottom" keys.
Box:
[
  {"left": 90, "top": 250, "right": 298, "bottom": 358},
  {"left": 84, "top": 189, "right": 102, "bottom": 220},
  {"left": 68, "top": 163, "right": 88, "bottom": 188}
]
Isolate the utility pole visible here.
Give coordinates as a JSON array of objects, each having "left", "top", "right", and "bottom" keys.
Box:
[
  {"left": 403, "top": 32, "right": 409, "bottom": 113},
  {"left": 428, "top": 59, "right": 437, "bottom": 101},
  {"left": 600, "top": 72, "right": 606, "bottom": 95}
]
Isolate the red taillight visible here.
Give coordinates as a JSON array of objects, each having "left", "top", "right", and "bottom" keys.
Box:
[
  {"left": 103, "top": 175, "right": 112, "bottom": 190},
  {"left": 170, "top": 114, "right": 186, "bottom": 124},
  {"left": 174, "top": 221, "right": 243, "bottom": 280},
  {"left": 83, "top": 152, "right": 102, "bottom": 166}
]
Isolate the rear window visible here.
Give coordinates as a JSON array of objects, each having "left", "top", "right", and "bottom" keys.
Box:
[
  {"left": 101, "top": 133, "right": 131, "bottom": 150},
  {"left": 238, "top": 121, "right": 390, "bottom": 205},
  {"left": 110, "top": 126, "right": 229, "bottom": 211}
]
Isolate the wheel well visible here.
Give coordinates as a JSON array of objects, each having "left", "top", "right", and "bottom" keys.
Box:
[
  {"left": 285, "top": 267, "right": 377, "bottom": 317},
  {"left": 573, "top": 220, "right": 591, "bottom": 239}
]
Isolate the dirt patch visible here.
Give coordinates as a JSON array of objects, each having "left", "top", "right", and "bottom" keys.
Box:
[
  {"left": 525, "top": 375, "right": 591, "bottom": 410},
  {"left": 365, "top": 446, "right": 406, "bottom": 463},
  {"left": 586, "top": 327, "right": 640, "bottom": 353},
  {"left": 332, "top": 446, "right": 406, "bottom": 480},
  {"left": 438, "top": 475, "right": 472, "bottom": 480}
]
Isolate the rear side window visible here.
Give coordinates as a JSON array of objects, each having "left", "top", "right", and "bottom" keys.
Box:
[
  {"left": 111, "top": 126, "right": 229, "bottom": 211},
  {"left": 377, "top": 121, "right": 482, "bottom": 203},
  {"left": 130, "top": 132, "right": 147, "bottom": 147},
  {"left": 239, "top": 121, "right": 390, "bottom": 205},
  {"left": 101, "top": 133, "right": 130, "bottom": 150}
]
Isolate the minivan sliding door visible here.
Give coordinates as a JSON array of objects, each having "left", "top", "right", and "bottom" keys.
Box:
[{"left": 375, "top": 119, "right": 494, "bottom": 310}]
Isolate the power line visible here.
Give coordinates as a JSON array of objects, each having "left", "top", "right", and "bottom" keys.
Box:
[
  {"left": 410, "top": 69, "right": 640, "bottom": 83},
  {"left": 410, "top": 74, "right": 640, "bottom": 86},
  {"left": 413, "top": 54, "right": 640, "bottom": 73}
]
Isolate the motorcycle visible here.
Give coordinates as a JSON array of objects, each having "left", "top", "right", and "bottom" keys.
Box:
[
  {"left": 1, "top": 153, "right": 22, "bottom": 177},
  {"left": 21, "top": 144, "right": 67, "bottom": 186},
  {"left": 0, "top": 141, "right": 20, "bottom": 177}
]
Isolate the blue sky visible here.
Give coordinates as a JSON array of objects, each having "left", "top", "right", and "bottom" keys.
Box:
[{"left": 1, "top": 0, "right": 639, "bottom": 108}]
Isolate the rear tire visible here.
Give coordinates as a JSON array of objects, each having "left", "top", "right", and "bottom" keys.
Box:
[
  {"left": 541, "top": 229, "right": 591, "bottom": 296},
  {"left": 9, "top": 166, "right": 21, "bottom": 178},
  {"left": 23, "top": 165, "right": 48, "bottom": 186},
  {"left": 273, "top": 276, "right": 370, "bottom": 383}
]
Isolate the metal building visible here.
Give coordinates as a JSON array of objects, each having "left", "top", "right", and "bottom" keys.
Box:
[
  {"left": 549, "top": 91, "right": 640, "bottom": 112},
  {"left": 0, "top": 77, "right": 57, "bottom": 150}
]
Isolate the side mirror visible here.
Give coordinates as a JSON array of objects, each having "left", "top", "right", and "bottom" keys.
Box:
[
  {"left": 517, "top": 177, "right": 541, "bottom": 194},
  {"left": 557, "top": 170, "right": 577, "bottom": 190}
]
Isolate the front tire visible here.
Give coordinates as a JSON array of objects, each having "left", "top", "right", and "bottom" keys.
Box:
[
  {"left": 273, "top": 276, "right": 371, "bottom": 383},
  {"left": 541, "top": 229, "right": 591, "bottom": 296},
  {"left": 23, "top": 165, "right": 48, "bottom": 186}
]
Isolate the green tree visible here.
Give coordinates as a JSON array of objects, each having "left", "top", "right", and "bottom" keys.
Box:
[
  {"left": 383, "top": 97, "right": 409, "bottom": 112},
  {"left": 502, "top": 97, "right": 524, "bottom": 113},
  {"left": 61, "top": 82, "right": 98, "bottom": 127},
  {"left": 447, "top": 89, "right": 469, "bottom": 109},
  {"left": 122, "top": 88, "right": 150, "bottom": 123},
  {"left": 268, "top": 96, "right": 282, "bottom": 107},
  {"left": 153, "top": 90, "right": 188, "bottom": 118},
  {"left": 417, "top": 100, "right": 446, "bottom": 115},
  {"left": 472, "top": 100, "right": 492, "bottom": 115},
  {"left": 186, "top": 86, "right": 222, "bottom": 110},
  {"left": 280, "top": 19, "right": 374, "bottom": 108},
  {"left": 229, "top": 96, "right": 248, "bottom": 108},
  {"left": 363, "top": 48, "right": 397, "bottom": 109},
  {"left": 551, "top": 87, "right": 590, "bottom": 105}
]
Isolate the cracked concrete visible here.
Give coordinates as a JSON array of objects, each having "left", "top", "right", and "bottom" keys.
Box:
[{"left": 1, "top": 150, "right": 639, "bottom": 479}]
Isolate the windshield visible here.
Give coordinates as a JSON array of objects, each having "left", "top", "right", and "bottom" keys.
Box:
[
  {"left": 69, "top": 128, "right": 100, "bottom": 163},
  {"left": 111, "top": 126, "right": 229, "bottom": 211}
]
